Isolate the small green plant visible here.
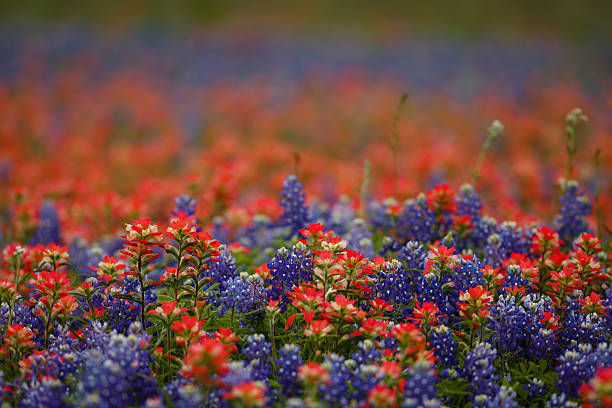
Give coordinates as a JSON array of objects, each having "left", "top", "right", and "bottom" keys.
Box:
[
  {"left": 471, "top": 119, "right": 504, "bottom": 184},
  {"left": 360, "top": 159, "right": 371, "bottom": 219},
  {"left": 392, "top": 92, "right": 408, "bottom": 197},
  {"left": 564, "top": 107, "right": 588, "bottom": 181}
]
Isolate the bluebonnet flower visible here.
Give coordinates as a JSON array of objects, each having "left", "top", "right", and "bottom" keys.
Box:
[
  {"left": 268, "top": 243, "right": 312, "bottom": 307},
  {"left": 530, "top": 327, "right": 558, "bottom": 359},
  {"left": 456, "top": 184, "right": 483, "bottom": 219},
  {"left": 29, "top": 348, "right": 78, "bottom": 380},
  {"left": 501, "top": 265, "right": 529, "bottom": 291},
  {"left": 441, "top": 230, "right": 456, "bottom": 249},
  {"left": 378, "top": 335, "right": 399, "bottom": 352},
  {"left": 348, "top": 362, "right": 384, "bottom": 405},
  {"left": 207, "top": 244, "right": 238, "bottom": 285},
  {"left": 172, "top": 194, "right": 197, "bottom": 217},
  {"left": 604, "top": 286, "right": 612, "bottom": 333},
  {"left": 79, "top": 321, "right": 112, "bottom": 350},
  {"left": 555, "top": 342, "right": 612, "bottom": 398},
  {"left": 102, "top": 298, "right": 140, "bottom": 334},
  {"left": 554, "top": 180, "right": 592, "bottom": 246},
  {"left": 239, "top": 214, "right": 278, "bottom": 255},
  {"left": 311, "top": 195, "right": 355, "bottom": 236},
  {"left": 402, "top": 363, "right": 439, "bottom": 407},
  {"left": 278, "top": 174, "right": 310, "bottom": 237},
  {"left": 395, "top": 195, "right": 437, "bottom": 243},
  {"left": 74, "top": 326, "right": 157, "bottom": 407},
  {"left": 430, "top": 325, "right": 458, "bottom": 370},
  {"left": 69, "top": 238, "right": 105, "bottom": 278},
  {"left": 101, "top": 276, "right": 156, "bottom": 333},
  {"left": 397, "top": 240, "right": 427, "bottom": 277},
  {"left": 308, "top": 200, "right": 330, "bottom": 228},
  {"left": 315, "top": 354, "right": 353, "bottom": 406},
  {"left": 20, "top": 376, "right": 73, "bottom": 408},
  {"left": 161, "top": 377, "right": 204, "bottom": 408},
  {"left": 222, "top": 361, "right": 256, "bottom": 386},
  {"left": 470, "top": 216, "right": 499, "bottom": 253},
  {"left": 99, "top": 236, "right": 123, "bottom": 258},
  {"left": 328, "top": 195, "right": 356, "bottom": 236},
  {"left": 210, "top": 216, "right": 230, "bottom": 244},
  {"left": 402, "top": 397, "right": 444, "bottom": 408},
  {"left": 371, "top": 259, "right": 413, "bottom": 317},
  {"left": 482, "top": 233, "right": 505, "bottom": 267},
  {"left": 29, "top": 200, "right": 62, "bottom": 245},
  {"left": 346, "top": 218, "right": 375, "bottom": 258},
  {"left": 498, "top": 221, "right": 530, "bottom": 259},
  {"left": 350, "top": 339, "right": 382, "bottom": 365},
  {"left": 522, "top": 293, "right": 555, "bottom": 334},
  {"left": 524, "top": 378, "right": 546, "bottom": 399},
  {"left": 418, "top": 272, "right": 459, "bottom": 325},
  {"left": 488, "top": 293, "right": 529, "bottom": 356},
  {"left": 0, "top": 372, "right": 6, "bottom": 404},
  {"left": 241, "top": 334, "right": 272, "bottom": 382},
  {"left": 559, "top": 299, "right": 608, "bottom": 349},
  {"left": 368, "top": 198, "right": 399, "bottom": 232},
  {"left": 48, "top": 328, "right": 82, "bottom": 374},
  {"left": 276, "top": 344, "right": 303, "bottom": 398},
  {"left": 217, "top": 273, "right": 268, "bottom": 315},
  {"left": 472, "top": 385, "right": 518, "bottom": 408},
  {"left": 380, "top": 236, "right": 403, "bottom": 257},
  {"left": 522, "top": 293, "right": 555, "bottom": 315},
  {"left": 545, "top": 393, "right": 580, "bottom": 408},
  {"left": 481, "top": 220, "right": 532, "bottom": 265},
  {"left": 1, "top": 301, "right": 45, "bottom": 347},
  {"left": 454, "top": 258, "right": 485, "bottom": 292},
  {"left": 463, "top": 342, "right": 499, "bottom": 401},
  {"left": 242, "top": 333, "right": 271, "bottom": 361},
  {"left": 0, "top": 372, "right": 9, "bottom": 405}
]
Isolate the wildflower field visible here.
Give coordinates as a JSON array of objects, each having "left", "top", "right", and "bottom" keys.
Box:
[{"left": 1, "top": 19, "right": 612, "bottom": 408}]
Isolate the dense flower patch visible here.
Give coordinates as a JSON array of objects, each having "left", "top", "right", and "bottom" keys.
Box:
[{"left": 0, "top": 107, "right": 610, "bottom": 407}]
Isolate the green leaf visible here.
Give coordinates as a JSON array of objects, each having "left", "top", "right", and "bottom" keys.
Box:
[{"left": 113, "top": 293, "right": 141, "bottom": 304}]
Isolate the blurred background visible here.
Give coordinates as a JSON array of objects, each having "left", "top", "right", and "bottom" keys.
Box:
[
  {"left": 2, "top": 1, "right": 612, "bottom": 40},
  {"left": 1, "top": 1, "right": 610, "bottom": 240}
]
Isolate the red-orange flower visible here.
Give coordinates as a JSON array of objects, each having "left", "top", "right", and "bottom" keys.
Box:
[
  {"left": 224, "top": 381, "right": 267, "bottom": 407},
  {"left": 367, "top": 384, "right": 397, "bottom": 408},
  {"left": 298, "top": 362, "right": 330, "bottom": 385},
  {"left": 181, "top": 338, "right": 230, "bottom": 385}
]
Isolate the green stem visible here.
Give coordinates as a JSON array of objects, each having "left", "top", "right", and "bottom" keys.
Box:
[
  {"left": 7, "top": 298, "right": 14, "bottom": 327},
  {"left": 565, "top": 127, "right": 575, "bottom": 181},
  {"left": 472, "top": 120, "right": 503, "bottom": 184},
  {"left": 269, "top": 317, "right": 277, "bottom": 377},
  {"left": 86, "top": 296, "right": 96, "bottom": 320},
  {"left": 472, "top": 148, "right": 487, "bottom": 185},
  {"left": 137, "top": 254, "right": 146, "bottom": 329},
  {"left": 392, "top": 93, "right": 408, "bottom": 197},
  {"left": 13, "top": 258, "right": 20, "bottom": 292},
  {"left": 469, "top": 325, "right": 474, "bottom": 349},
  {"left": 334, "top": 324, "right": 341, "bottom": 352},
  {"left": 594, "top": 148, "right": 603, "bottom": 238},
  {"left": 322, "top": 268, "right": 329, "bottom": 302},
  {"left": 43, "top": 294, "right": 57, "bottom": 349},
  {"left": 193, "top": 278, "right": 200, "bottom": 314},
  {"left": 360, "top": 160, "right": 371, "bottom": 219}
]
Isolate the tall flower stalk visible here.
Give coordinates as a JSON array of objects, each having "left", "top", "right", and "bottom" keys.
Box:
[{"left": 120, "top": 217, "right": 164, "bottom": 328}]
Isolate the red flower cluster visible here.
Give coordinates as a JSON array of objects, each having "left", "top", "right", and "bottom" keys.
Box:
[
  {"left": 181, "top": 338, "right": 230, "bottom": 385},
  {"left": 458, "top": 285, "right": 493, "bottom": 328}
]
